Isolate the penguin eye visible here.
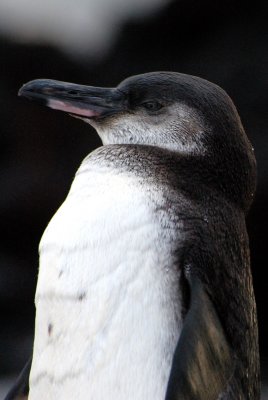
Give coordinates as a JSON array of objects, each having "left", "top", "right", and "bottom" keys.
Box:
[{"left": 141, "top": 101, "right": 163, "bottom": 112}]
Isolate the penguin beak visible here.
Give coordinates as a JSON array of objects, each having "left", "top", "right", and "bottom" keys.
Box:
[{"left": 18, "top": 79, "right": 125, "bottom": 119}]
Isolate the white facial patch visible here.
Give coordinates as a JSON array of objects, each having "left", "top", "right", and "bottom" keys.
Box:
[{"left": 87, "top": 103, "right": 206, "bottom": 154}]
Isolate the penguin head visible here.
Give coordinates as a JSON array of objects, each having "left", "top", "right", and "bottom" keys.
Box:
[
  {"left": 89, "top": 73, "right": 207, "bottom": 154},
  {"left": 17, "top": 72, "right": 225, "bottom": 153},
  {"left": 18, "top": 72, "right": 256, "bottom": 211}
]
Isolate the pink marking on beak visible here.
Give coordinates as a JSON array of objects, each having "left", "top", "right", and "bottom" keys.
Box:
[{"left": 48, "top": 99, "right": 101, "bottom": 117}]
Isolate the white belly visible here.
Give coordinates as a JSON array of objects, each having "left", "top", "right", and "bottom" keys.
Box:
[{"left": 29, "top": 154, "right": 183, "bottom": 400}]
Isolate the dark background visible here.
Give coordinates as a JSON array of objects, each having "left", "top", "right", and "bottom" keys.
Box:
[{"left": 0, "top": 0, "right": 267, "bottom": 392}]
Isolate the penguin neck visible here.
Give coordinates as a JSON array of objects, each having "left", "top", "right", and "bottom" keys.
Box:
[{"left": 88, "top": 143, "right": 255, "bottom": 214}]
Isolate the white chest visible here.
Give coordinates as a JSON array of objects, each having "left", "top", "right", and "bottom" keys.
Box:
[{"left": 29, "top": 157, "right": 183, "bottom": 400}]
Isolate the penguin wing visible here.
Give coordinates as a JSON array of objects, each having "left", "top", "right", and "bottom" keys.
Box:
[
  {"left": 165, "top": 274, "right": 234, "bottom": 400},
  {"left": 4, "top": 358, "right": 31, "bottom": 400}
]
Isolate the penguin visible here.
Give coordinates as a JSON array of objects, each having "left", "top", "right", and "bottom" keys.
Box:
[{"left": 5, "top": 72, "right": 260, "bottom": 399}]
